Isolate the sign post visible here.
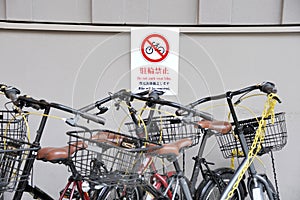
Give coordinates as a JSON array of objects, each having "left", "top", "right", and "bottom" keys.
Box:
[{"left": 131, "top": 28, "right": 179, "bottom": 95}]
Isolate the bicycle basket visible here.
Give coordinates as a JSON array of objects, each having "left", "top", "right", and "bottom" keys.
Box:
[
  {"left": 0, "top": 110, "right": 28, "bottom": 140},
  {"left": 0, "top": 111, "right": 38, "bottom": 192},
  {"left": 216, "top": 112, "right": 287, "bottom": 159},
  {"left": 125, "top": 115, "right": 202, "bottom": 146},
  {"left": 67, "top": 129, "right": 156, "bottom": 187}
]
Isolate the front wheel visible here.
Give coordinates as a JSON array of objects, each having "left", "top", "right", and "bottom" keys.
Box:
[
  {"left": 248, "top": 174, "right": 278, "bottom": 200},
  {"left": 195, "top": 168, "right": 246, "bottom": 200}
]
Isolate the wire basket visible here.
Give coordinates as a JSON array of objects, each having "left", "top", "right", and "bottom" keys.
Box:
[
  {"left": 0, "top": 110, "right": 28, "bottom": 140},
  {"left": 0, "top": 110, "right": 37, "bottom": 192},
  {"left": 216, "top": 112, "right": 287, "bottom": 159},
  {"left": 67, "top": 129, "right": 158, "bottom": 187},
  {"left": 125, "top": 115, "right": 202, "bottom": 146}
]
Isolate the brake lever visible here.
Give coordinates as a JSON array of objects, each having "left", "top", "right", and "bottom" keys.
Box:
[
  {"left": 270, "top": 94, "right": 282, "bottom": 103},
  {"left": 96, "top": 106, "right": 109, "bottom": 115}
]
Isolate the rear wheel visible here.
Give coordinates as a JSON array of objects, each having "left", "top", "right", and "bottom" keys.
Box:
[{"left": 195, "top": 168, "right": 246, "bottom": 200}]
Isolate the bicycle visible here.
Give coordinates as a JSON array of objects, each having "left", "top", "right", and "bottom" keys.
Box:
[
  {"left": 65, "top": 89, "right": 247, "bottom": 200},
  {"left": 178, "top": 81, "right": 287, "bottom": 200},
  {"left": 60, "top": 90, "right": 167, "bottom": 200},
  {"left": 80, "top": 81, "right": 286, "bottom": 200},
  {"left": 0, "top": 84, "right": 108, "bottom": 200}
]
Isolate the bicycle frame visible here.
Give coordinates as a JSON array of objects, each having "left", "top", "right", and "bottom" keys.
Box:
[
  {"left": 138, "top": 156, "right": 174, "bottom": 199},
  {"left": 13, "top": 107, "right": 51, "bottom": 199},
  {"left": 138, "top": 159, "right": 194, "bottom": 200}
]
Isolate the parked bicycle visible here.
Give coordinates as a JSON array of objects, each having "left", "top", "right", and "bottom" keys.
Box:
[
  {"left": 178, "top": 81, "right": 286, "bottom": 200},
  {"left": 0, "top": 84, "right": 107, "bottom": 200}
]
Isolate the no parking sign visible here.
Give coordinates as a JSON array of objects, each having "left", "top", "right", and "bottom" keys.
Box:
[
  {"left": 141, "top": 33, "right": 169, "bottom": 62},
  {"left": 131, "top": 28, "right": 179, "bottom": 95}
]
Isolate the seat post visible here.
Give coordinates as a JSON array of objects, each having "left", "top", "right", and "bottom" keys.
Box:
[{"left": 173, "top": 160, "right": 182, "bottom": 174}]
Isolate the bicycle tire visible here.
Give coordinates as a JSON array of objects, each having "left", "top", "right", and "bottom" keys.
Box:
[
  {"left": 247, "top": 175, "right": 278, "bottom": 200},
  {"left": 90, "top": 185, "right": 142, "bottom": 200},
  {"left": 195, "top": 167, "right": 246, "bottom": 200},
  {"left": 158, "top": 47, "right": 165, "bottom": 54},
  {"left": 145, "top": 46, "right": 153, "bottom": 54}
]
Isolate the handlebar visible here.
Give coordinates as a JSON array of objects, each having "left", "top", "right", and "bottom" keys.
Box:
[
  {"left": 0, "top": 84, "right": 106, "bottom": 125},
  {"left": 45, "top": 102, "right": 106, "bottom": 125},
  {"left": 184, "top": 81, "right": 279, "bottom": 110},
  {"left": 100, "top": 89, "right": 215, "bottom": 121}
]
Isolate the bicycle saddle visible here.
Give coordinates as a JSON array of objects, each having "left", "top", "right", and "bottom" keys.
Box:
[
  {"left": 37, "top": 141, "right": 87, "bottom": 163},
  {"left": 91, "top": 131, "right": 123, "bottom": 143},
  {"left": 197, "top": 120, "right": 232, "bottom": 134},
  {"left": 147, "top": 138, "right": 192, "bottom": 161}
]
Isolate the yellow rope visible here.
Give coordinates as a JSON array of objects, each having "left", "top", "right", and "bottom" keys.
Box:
[
  {"left": 229, "top": 104, "right": 259, "bottom": 169},
  {"left": 230, "top": 149, "right": 244, "bottom": 169},
  {"left": 226, "top": 93, "right": 279, "bottom": 199}
]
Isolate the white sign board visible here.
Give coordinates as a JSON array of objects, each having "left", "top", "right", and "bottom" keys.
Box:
[{"left": 131, "top": 28, "right": 179, "bottom": 95}]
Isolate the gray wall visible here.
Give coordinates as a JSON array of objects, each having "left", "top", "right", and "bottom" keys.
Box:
[
  {"left": 1, "top": 0, "right": 300, "bottom": 24},
  {"left": 0, "top": 26, "right": 299, "bottom": 199},
  {"left": 1, "top": 1, "right": 300, "bottom": 199}
]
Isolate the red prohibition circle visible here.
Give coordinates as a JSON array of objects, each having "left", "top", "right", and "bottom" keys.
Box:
[{"left": 141, "top": 34, "right": 169, "bottom": 62}]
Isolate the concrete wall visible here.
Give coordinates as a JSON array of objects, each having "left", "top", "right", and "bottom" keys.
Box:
[
  {"left": 0, "top": 26, "right": 299, "bottom": 199},
  {"left": 1, "top": 0, "right": 300, "bottom": 24}
]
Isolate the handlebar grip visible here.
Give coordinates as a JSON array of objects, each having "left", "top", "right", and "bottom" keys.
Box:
[
  {"left": 260, "top": 82, "right": 277, "bottom": 94},
  {"left": 79, "top": 112, "right": 106, "bottom": 125},
  {"left": 4, "top": 86, "right": 21, "bottom": 104},
  {"left": 18, "top": 96, "right": 49, "bottom": 110},
  {"left": 0, "top": 84, "right": 7, "bottom": 91}
]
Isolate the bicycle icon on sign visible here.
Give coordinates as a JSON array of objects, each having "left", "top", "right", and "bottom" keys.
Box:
[
  {"left": 141, "top": 33, "right": 170, "bottom": 62},
  {"left": 145, "top": 42, "right": 165, "bottom": 55}
]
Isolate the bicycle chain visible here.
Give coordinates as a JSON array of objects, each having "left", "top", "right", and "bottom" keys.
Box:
[{"left": 225, "top": 93, "right": 278, "bottom": 200}]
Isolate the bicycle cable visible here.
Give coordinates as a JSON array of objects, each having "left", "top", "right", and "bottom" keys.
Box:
[{"left": 270, "top": 150, "right": 280, "bottom": 200}]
